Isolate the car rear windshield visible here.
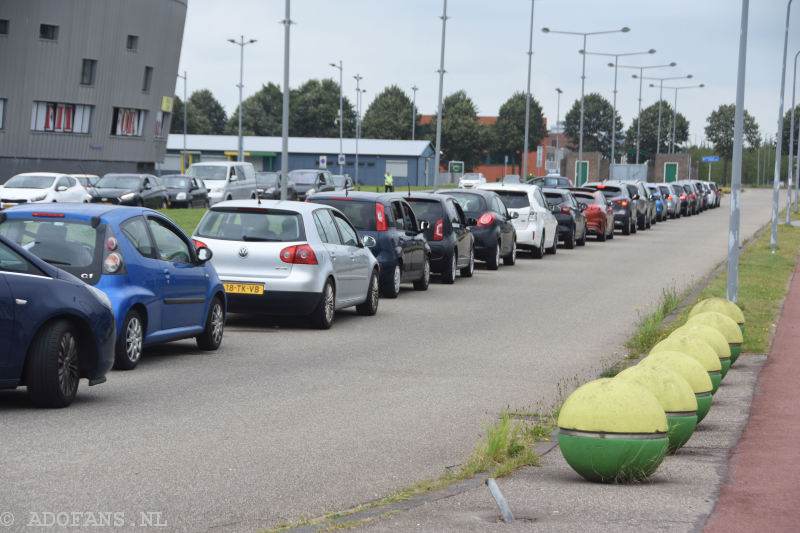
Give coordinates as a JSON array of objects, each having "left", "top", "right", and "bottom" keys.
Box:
[
  {"left": 186, "top": 165, "right": 227, "bottom": 182},
  {"left": 96, "top": 175, "right": 141, "bottom": 189},
  {"left": 3, "top": 175, "right": 55, "bottom": 189},
  {"left": 0, "top": 218, "right": 101, "bottom": 279},
  {"left": 659, "top": 186, "right": 671, "bottom": 196},
  {"left": 313, "top": 199, "right": 376, "bottom": 231},
  {"left": 544, "top": 192, "right": 567, "bottom": 206},
  {"left": 288, "top": 171, "right": 317, "bottom": 185},
  {"left": 595, "top": 186, "right": 623, "bottom": 201},
  {"left": 406, "top": 198, "right": 444, "bottom": 222},
  {"left": 256, "top": 173, "right": 279, "bottom": 187},
  {"left": 573, "top": 193, "right": 596, "bottom": 204},
  {"left": 493, "top": 191, "right": 530, "bottom": 209},
  {"left": 161, "top": 177, "right": 189, "bottom": 189},
  {"left": 196, "top": 208, "right": 307, "bottom": 242},
  {"left": 441, "top": 192, "right": 486, "bottom": 215}
]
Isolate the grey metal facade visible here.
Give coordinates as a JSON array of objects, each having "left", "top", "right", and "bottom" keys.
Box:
[{"left": 0, "top": 0, "right": 187, "bottom": 181}]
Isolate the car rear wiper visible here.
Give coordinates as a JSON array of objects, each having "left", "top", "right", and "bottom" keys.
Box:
[{"left": 242, "top": 235, "right": 279, "bottom": 242}]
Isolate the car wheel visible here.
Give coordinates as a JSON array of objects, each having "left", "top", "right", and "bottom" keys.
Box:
[
  {"left": 114, "top": 309, "right": 144, "bottom": 370},
  {"left": 487, "top": 242, "right": 500, "bottom": 270},
  {"left": 310, "top": 280, "right": 335, "bottom": 329},
  {"left": 413, "top": 256, "right": 431, "bottom": 290},
  {"left": 381, "top": 264, "right": 402, "bottom": 298},
  {"left": 631, "top": 215, "right": 638, "bottom": 233},
  {"left": 25, "top": 320, "right": 80, "bottom": 408},
  {"left": 565, "top": 227, "right": 575, "bottom": 249},
  {"left": 160, "top": 200, "right": 168, "bottom": 210},
  {"left": 546, "top": 232, "right": 557, "bottom": 255},
  {"left": 503, "top": 239, "right": 517, "bottom": 266},
  {"left": 532, "top": 233, "right": 545, "bottom": 259},
  {"left": 622, "top": 216, "right": 631, "bottom": 235},
  {"left": 441, "top": 252, "right": 457, "bottom": 284},
  {"left": 577, "top": 226, "right": 586, "bottom": 246},
  {"left": 196, "top": 297, "right": 225, "bottom": 350},
  {"left": 597, "top": 223, "right": 607, "bottom": 242},
  {"left": 205, "top": 199, "right": 211, "bottom": 209},
  {"left": 460, "top": 247, "right": 474, "bottom": 277},
  {"left": 356, "top": 270, "right": 380, "bottom": 316}
]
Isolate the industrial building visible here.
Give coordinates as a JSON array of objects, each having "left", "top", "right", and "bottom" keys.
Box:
[{"left": 0, "top": 0, "right": 187, "bottom": 181}]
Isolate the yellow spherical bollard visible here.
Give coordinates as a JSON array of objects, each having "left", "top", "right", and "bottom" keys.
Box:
[
  {"left": 670, "top": 323, "right": 732, "bottom": 378},
  {"left": 640, "top": 351, "right": 714, "bottom": 423},
  {"left": 689, "top": 297, "right": 745, "bottom": 333},
  {"left": 651, "top": 335, "right": 722, "bottom": 393},
  {"left": 557, "top": 378, "right": 669, "bottom": 482},
  {"left": 687, "top": 311, "right": 744, "bottom": 364},
  {"left": 616, "top": 364, "right": 698, "bottom": 453}
]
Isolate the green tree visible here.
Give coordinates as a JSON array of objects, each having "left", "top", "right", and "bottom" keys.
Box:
[
  {"left": 493, "top": 92, "right": 546, "bottom": 174},
  {"left": 781, "top": 104, "right": 800, "bottom": 153},
  {"left": 189, "top": 89, "right": 227, "bottom": 135},
  {"left": 290, "top": 78, "right": 356, "bottom": 137},
  {"left": 362, "top": 85, "right": 417, "bottom": 139},
  {"left": 427, "top": 91, "right": 482, "bottom": 169},
  {"left": 225, "top": 82, "right": 283, "bottom": 136},
  {"left": 563, "top": 93, "right": 623, "bottom": 156},
  {"left": 170, "top": 96, "right": 211, "bottom": 134},
  {"left": 704, "top": 104, "right": 760, "bottom": 185},
  {"left": 625, "top": 101, "right": 689, "bottom": 161}
]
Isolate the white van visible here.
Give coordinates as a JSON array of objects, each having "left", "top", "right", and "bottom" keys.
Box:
[{"left": 186, "top": 161, "right": 257, "bottom": 205}]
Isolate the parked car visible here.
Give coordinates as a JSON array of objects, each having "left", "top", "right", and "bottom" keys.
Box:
[
  {"left": 161, "top": 175, "right": 209, "bottom": 208},
  {"left": 570, "top": 188, "right": 614, "bottom": 241},
  {"left": 289, "top": 169, "right": 335, "bottom": 200},
  {"left": 705, "top": 181, "right": 721, "bottom": 207},
  {"left": 633, "top": 181, "right": 656, "bottom": 228},
  {"left": 478, "top": 183, "right": 558, "bottom": 258},
  {"left": 71, "top": 174, "right": 100, "bottom": 189},
  {"left": 0, "top": 173, "right": 90, "bottom": 209},
  {"left": 332, "top": 174, "right": 355, "bottom": 192},
  {"left": 458, "top": 173, "right": 487, "bottom": 189},
  {"left": 543, "top": 188, "right": 587, "bottom": 248},
  {"left": 0, "top": 233, "right": 115, "bottom": 407},
  {"left": 584, "top": 181, "right": 637, "bottom": 235},
  {"left": 436, "top": 189, "right": 517, "bottom": 269},
  {"left": 397, "top": 192, "right": 475, "bottom": 282},
  {"left": 691, "top": 180, "right": 709, "bottom": 211},
  {"left": 307, "top": 191, "right": 431, "bottom": 297},
  {"left": 676, "top": 181, "right": 698, "bottom": 215},
  {"left": 529, "top": 175, "right": 573, "bottom": 188},
  {"left": 256, "top": 171, "right": 297, "bottom": 201},
  {"left": 669, "top": 183, "right": 688, "bottom": 217},
  {"left": 193, "top": 200, "right": 379, "bottom": 328},
  {"left": 88, "top": 173, "right": 169, "bottom": 208},
  {"left": 186, "top": 161, "right": 257, "bottom": 205},
  {"left": 646, "top": 183, "right": 666, "bottom": 222},
  {"left": 658, "top": 184, "right": 680, "bottom": 219},
  {"left": 0, "top": 204, "right": 226, "bottom": 370}
]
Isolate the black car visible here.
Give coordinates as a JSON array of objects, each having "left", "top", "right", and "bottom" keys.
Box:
[
  {"left": 308, "top": 191, "right": 431, "bottom": 297},
  {"left": 631, "top": 181, "right": 655, "bottom": 229},
  {"left": 256, "top": 171, "right": 297, "bottom": 200},
  {"left": 289, "top": 169, "right": 335, "bottom": 200},
  {"left": 543, "top": 188, "right": 587, "bottom": 248},
  {"left": 584, "top": 181, "right": 637, "bottom": 235},
  {"left": 391, "top": 192, "right": 475, "bottom": 284},
  {"left": 88, "top": 173, "right": 169, "bottom": 208},
  {"left": 677, "top": 181, "right": 698, "bottom": 215},
  {"left": 436, "top": 189, "right": 517, "bottom": 269},
  {"left": 161, "top": 174, "right": 209, "bottom": 208},
  {"left": 529, "top": 175, "right": 573, "bottom": 189}
]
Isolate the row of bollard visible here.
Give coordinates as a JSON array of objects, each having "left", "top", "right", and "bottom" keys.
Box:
[{"left": 557, "top": 297, "right": 746, "bottom": 483}]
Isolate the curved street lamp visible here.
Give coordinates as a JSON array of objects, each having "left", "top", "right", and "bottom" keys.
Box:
[{"left": 633, "top": 73, "right": 693, "bottom": 155}]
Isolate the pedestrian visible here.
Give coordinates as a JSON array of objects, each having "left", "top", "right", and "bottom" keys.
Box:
[{"left": 384, "top": 170, "right": 394, "bottom": 192}]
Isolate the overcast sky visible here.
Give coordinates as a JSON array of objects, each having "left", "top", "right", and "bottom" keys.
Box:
[{"left": 178, "top": 0, "right": 798, "bottom": 146}]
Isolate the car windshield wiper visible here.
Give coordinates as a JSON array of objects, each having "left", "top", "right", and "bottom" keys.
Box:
[
  {"left": 241, "top": 235, "right": 279, "bottom": 242},
  {"left": 42, "top": 258, "right": 71, "bottom": 265}
]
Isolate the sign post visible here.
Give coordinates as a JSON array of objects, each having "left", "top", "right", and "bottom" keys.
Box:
[{"left": 702, "top": 155, "right": 719, "bottom": 181}]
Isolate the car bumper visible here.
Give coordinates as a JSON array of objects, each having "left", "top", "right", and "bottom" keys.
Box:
[
  {"left": 511, "top": 221, "right": 538, "bottom": 247},
  {"left": 226, "top": 290, "right": 322, "bottom": 315},
  {"left": 469, "top": 226, "right": 498, "bottom": 259},
  {"left": 427, "top": 241, "right": 455, "bottom": 272}
]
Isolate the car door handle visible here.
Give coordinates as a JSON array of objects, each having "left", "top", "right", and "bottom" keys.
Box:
[{"left": 15, "top": 299, "right": 27, "bottom": 306}]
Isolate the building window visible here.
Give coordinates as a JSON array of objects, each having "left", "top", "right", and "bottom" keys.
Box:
[
  {"left": 0, "top": 99, "right": 5, "bottom": 128},
  {"left": 80, "top": 59, "right": 97, "bottom": 86},
  {"left": 111, "top": 107, "right": 145, "bottom": 137},
  {"left": 142, "top": 66, "right": 153, "bottom": 92},
  {"left": 31, "top": 101, "right": 92, "bottom": 133},
  {"left": 0, "top": 19, "right": 9, "bottom": 35},
  {"left": 39, "top": 24, "right": 58, "bottom": 40},
  {"left": 126, "top": 35, "right": 138, "bottom": 51},
  {"left": 154, "top": 111, "right": 169, "bottom": 138}
]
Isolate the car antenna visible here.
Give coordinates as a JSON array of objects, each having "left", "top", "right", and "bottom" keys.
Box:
[
  {"left": 254, "top": 174, "right": 261, "bottom": 205},
  {"left": 406, "top": 177, "right": 411, "bottom": 197}
]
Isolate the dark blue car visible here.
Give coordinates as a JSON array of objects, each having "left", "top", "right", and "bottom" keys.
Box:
[
  {"left": 0, "top": 204, "right": 226, "bottom": 371},
  {"left": 307, "top": 191, "right": 431, "bottom": 297},
  {"left": 0, "top": 233, "right": 115, "bottom": 407}
]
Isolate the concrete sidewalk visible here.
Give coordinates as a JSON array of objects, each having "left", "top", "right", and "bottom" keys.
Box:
[{"left": 703, "top": 268, "right": 800, "bottom": 532}]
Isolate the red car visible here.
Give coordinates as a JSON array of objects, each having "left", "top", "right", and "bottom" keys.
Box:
[{"left": 570, "top": 188, "right": 614, "bottom": 241}]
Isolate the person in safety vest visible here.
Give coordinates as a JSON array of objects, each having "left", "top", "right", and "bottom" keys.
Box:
[{"left": 384, "top": 171, "right": 394, "bottom": 192}]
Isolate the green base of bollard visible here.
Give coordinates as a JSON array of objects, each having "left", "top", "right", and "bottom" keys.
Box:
[
  {"left": 720, "top": 359, "right": 731, "bottom": 379},
  {"left": 666, "top": 414, "right": 698, "bottom": 453},
  {"left": 710, "top": 372, "right": 721, "bottom": 394},
  {"left": 696, "top": 393, "right": 713, "bottom": 423},
  {"left": 739, "top": 324, "right": 745, "bottom": 334},
  {"left": 729, "top": 343, "right": 742, "bottom": 364},
  {"left": 558, "top": 432, "right": 668, "bottom": 483}
]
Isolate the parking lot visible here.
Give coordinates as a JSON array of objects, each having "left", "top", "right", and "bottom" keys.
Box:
[{"left": 0, "top": 189, "right": 779, "bottom": 532}]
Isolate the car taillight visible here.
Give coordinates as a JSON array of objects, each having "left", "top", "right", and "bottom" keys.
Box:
[
  {"left": 32, "top": 212, "right": 65, "bottom": 218},
  {"left": 477, "top": 213, "right": 495, "bottom": 227},
  {"left": 433, "top": 218, "right": 444, "bottom": 241},
  {"left": 192, "top": 238, "right": 207, "bottom": 249},
  {"left": 106, "top": 237, "right": 118, "bottom": 251},
  {"left": 667, "top": 195, "right": 673, "bottom": 200},
  {"left": 612, "top": 199, "right": 628, "bottom": 207},
  {"left": 680, "top": 193, "right": 687, "bottom": 200},
  {"left": 690, "top": 193, "right": 696, "bottom": 199},
  {"left": 103, "top": 252, "right": 122, "bottom": 273},
  {"left": 375, "top": 203, "right": 387, "bottom": 231},
  {"left": 280, "top": 244, "right": 318, "bottom": 265},
  {"left": 560, "top": 206, "right": 571, "bottom": 215}
]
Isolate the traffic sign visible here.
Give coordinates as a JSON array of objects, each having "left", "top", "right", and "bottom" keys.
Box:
[
  {"left": 319, "top": 155, "right": 327, "bottom": 168},
  {"left": 702, "top": 156, "right": 719, "bottom": 162},
  {"left": 337, "top": 153, "right": 345, "bottom": 165}
]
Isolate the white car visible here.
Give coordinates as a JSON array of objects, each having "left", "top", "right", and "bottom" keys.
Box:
[
  {"left": 192, "top": 199, "right": 380, "bottom": 329},
  {"left": 458, "top": 173, "right": 486, "bottom": 189},
  {"left": 477, "top": 183, "right": 558, "bottom": 258},
  {"left": 0, "top": 173, "right": 89, "bottom": 209}
]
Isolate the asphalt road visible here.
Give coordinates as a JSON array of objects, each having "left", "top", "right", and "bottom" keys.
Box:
[{"left": 0, "top": 189, "right": 781, "bottom": 532}]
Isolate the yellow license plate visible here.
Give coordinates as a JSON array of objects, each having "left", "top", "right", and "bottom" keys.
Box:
[{"left": 224, "top": 282, "right": 264, "bottom": 295}]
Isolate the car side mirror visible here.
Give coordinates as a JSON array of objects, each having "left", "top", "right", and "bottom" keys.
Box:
[
  {"left": 229, "top": 175, "right": 238, "bottom": 182},
  {"left": 510, "top": 211, "right": 519, "bottom": 219},
  {"left": 196, "top": 246, "right": 213, "bottom": 263},
  {"left": 419, "top": 220, "right": 430, "bottom": 232},
  {"left": 579, "top": 203, "right": 587, "bottom": 211},
  {"left": 56, "top": 185, "right": 68, "bottom": 192},
  {"left": 361, "top": 235, "right": 377, "bottom": 248},
  {"left": 144, "top": 183, "right": 152, "bottom": 190},
  {"left": 467, "top": 217, "right": 478, "bottom": 226},
  {"left": 633, "top": 194, "right": 640, "bottom": 200}
]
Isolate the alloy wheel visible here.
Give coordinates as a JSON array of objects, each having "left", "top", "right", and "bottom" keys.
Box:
[
  {"left": 57, "top": 331, "right": 79, "bottom": 398},
  {"left": 210, "top": 303, "right": 224, "bottom": 345},
  {"left": 393, "top": 265, "right": 401, "bottom": 294},
  {"left": 323, "top": 283, "right": 335, "bottom": 324},
  {"left": 125, "top": 316, "right": 143, "bottom": 363}
]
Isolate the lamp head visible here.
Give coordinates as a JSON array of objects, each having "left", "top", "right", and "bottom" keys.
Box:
[
  {"left": 608, "top": 62, "right": 614, "bottom": 67},
  {"left": 648, "top": 49, "right": 656, "bottom": 54},
  {"left": 556, "top": 88, "right": 563, "bottom": 94},
  {"left": 649, "top": 83, "right": 656, "bottom": 87},
  {"left": 699, "top": 84, "right": 705, "bottom": 88},
  {"left": 669, "top": 62, "right": 677, "bottom": 66},
  {"left": 248, "top": 39, "right": 257, "bottom": 44},
  {"left": 687, "top": 74, "right": 693, "bottom": 79},
  {"left": 621, "top": 27, "right": 630, "bottom": 32},
  {"left": 542, "top": 27, "right": 550, "bottom": 33},
  {"left": 632, "top": 74, "right": 639, "bottom": 79},
  {"left": 227, "top": 39, "right": 236, "bottom": 44}
]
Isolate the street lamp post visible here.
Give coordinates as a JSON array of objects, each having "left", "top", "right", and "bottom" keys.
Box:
[
  {"left": 787, "top": 50, "right": 800, "bottom": 219},
  {"left": 329, "top": 61, "right": 344, "bottom": 175},
  {"left": 279, "top": 0, "right": 292, "bottom": 201},
  {"left": 771, "top": 0, "right": 793, "bottom": 247},
  {"left": 542, "top": 26, "right": 629, "bottom": 185},
  {"left": 655, "top": 84, "right": 705, "bottom": 154},
  {"left": 521, "top": 0, "right": 536, "bottom": 182},
  {"left": 433, "top": 0, "right": 449, "bottom": 192},
  {"left": 411, "top": 85, "right": 418, "bottom": 141},
  {"left": 228, "top": 36, "right": 257, "bottom": 163},
  {"left": 354, "top": 74, "right": 364, "bottom": 188},
  {"left": 176, "top": 71, "right": 187, "bottom": 173},
  {"left": 581, "top": 49, "right": 655, "bottom": 179},
  {"left": 617, "top": 62, "right": 676, "bottom": 163},
  {"left": 555, "top": 88, "right": 562, "bottom": 161},
  {"left": 633, "top": 74, "right": 693, "bottom": 155}
]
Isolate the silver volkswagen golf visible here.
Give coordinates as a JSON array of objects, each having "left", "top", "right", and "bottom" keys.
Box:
[{"left": 192, "top": 200, "right": 380, "bottom": 329}]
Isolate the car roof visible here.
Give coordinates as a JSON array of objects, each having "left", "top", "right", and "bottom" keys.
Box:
[
  {"left": 542, "top": 187, "right": 570, "bottom": 196},
  {"left": 189, "top": 161, "right": 243, "bottom": 167},
  {"left": 310, "top": 190, "right": 402, "bottom": 203},
  {"left": 437, "top": 189, "right": 496, "bottom": 200},
  {"left": 102, "top": 173, "right": 150, "bottom": 178},
  {"left": 210, "top": 198, "right": 323, "bottom": 214},
  {"left": 11, "top": 172, "right": 68, "bottom": 178},
  {"left": 385, "top": 191, "right": 444, "bottom": 202},
  {"left": 478, "top": 183, "right": 535, "bottom": 192},
  {"left": 0, "top": 203, "right": 162, "bottom": 224}
]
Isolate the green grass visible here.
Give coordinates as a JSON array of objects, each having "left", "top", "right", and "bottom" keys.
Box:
[{"left": 157, "top": 208, "right": 206, "bottom": 236}]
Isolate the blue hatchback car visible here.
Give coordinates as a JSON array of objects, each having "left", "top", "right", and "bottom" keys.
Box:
[
  {"left": 0, "top": 233, "right": 115, "bottom": 407},
  {"left": 0, "top": 204, "right": 226, "bottom": 371}
]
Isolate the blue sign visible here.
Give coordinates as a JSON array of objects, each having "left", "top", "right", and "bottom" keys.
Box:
[{"left": 702, "top": 156, "right": 719, "bottom": 162}]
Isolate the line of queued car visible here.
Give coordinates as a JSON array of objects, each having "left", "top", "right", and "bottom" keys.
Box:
[{"left": 0, "top": 167, "right": 720, "bottom": 408}]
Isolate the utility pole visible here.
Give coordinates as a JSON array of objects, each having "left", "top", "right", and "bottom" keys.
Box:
[
  {"left": 433, "top": 0, "right": 449, "bottom": 192},
  {"left": 329, "top": 60, "right": 344, "bottom": 176},
  {"left": 176, "top": 71, "right": 187, "bottom": 173},
  {"left": 771, "top": 0, "right": 793, "bottom": 248},
  {"left": 521, "top": 0, "right": 536, "bottom": 182},
  {"left": 279, "top": 1, "right": 292, "bottom": 201},
  {"left": 228, "top": 36, "right": 257, "bottom": 162}
]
